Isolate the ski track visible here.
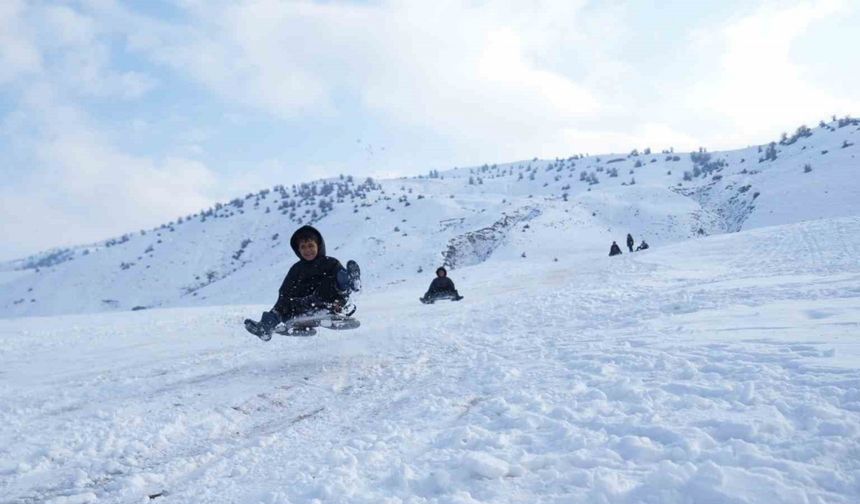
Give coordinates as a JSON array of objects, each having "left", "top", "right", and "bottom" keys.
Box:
[{"left": 1, "top": 219, "right": 860, "bottom": 503}]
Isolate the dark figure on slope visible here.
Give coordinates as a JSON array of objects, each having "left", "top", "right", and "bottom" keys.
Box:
[
  {"left": 609, "top": 241, "right": 623, "bottom": 256},
  {"left": 420, "top": 267, "right": 463, "bottom": 303},
  {"left": 636, "top": 240, "right": 650, "bottom": 251},
  {"left": 244, "top": 225, "right": 360, "bottom": 340},
  {"left": 626, "top": 233, "right": 634, "bottom": 253}
]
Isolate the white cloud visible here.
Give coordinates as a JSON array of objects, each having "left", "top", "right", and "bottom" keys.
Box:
[
  {"left": 561, "top": 123, "right": 704, "bottom": 156},
  {"left": 119, "top": 0, "right": 610, "bottom": 159},
  {"left": 40, "top": 4, "right": 158, "bottom": 100},
  {"left": 123, "top": 0, "right": 347, "bottom": 118},
  {"left": 0, "top": 83, "right": 218, "bottom": 258},
  {"left": 353, "top": 1, "right": 612, "bottom": 162},
  {"left": 0, "top": 1, "right": 42, "bottom": 83},
  {"left": 686, "top": 0, "right": 858, "bottom": 146},
  {"left": 42, "top": 3, "right": 98, "bottom": 47},
  {"left": 0, "top": 136, "right": 218, "bottom": 260}
]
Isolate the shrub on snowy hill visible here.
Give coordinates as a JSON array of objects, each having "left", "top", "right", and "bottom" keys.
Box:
[
  {"left": 690, "top": 148, "right": 710, "bottom": 165},
  {"left": 684, "top": 148, "right": 726, "bottom": 180},
  {"left": 837, "top": 115, "right": 858, "bottom": 128},
  {"left": 105, "top": 234, "right": 131, "bottom": 248},
  {"left": 779, "top": 125, "right": 813, "bottom": 146},
  {"left": 232, "top": 239, "right": 252, "bottom": 261},
  {"left": 16, "top": 248, "right": 76, "bottom": 270},
  {"left": 759, "top": 142, "right": 778, "bottom": 163}
]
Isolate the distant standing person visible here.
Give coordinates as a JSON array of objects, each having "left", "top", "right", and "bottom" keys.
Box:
[
  {"left": 636, "top": 240, "right": 650, "bottom": 251},
  {"left": 420, "top": 267, "right": 463, "bottom": 303},
  {"left": 626, "top": 233, "right": 634, "bottom": 252},
  {"left": 609, "top": 241, "right": 623, "bottom": 256}
]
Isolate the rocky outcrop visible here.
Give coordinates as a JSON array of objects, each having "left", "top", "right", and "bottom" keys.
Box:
[
  {"left": 443, "top": 207, "right": 541, "bottom": 268},
  {"left": 675, "top": 182, "right": 757, "bottom": 234}
]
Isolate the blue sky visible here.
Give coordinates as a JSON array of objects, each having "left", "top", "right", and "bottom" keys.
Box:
[{"left": 1, "top": 0, "right": 858, "bottom": 260}]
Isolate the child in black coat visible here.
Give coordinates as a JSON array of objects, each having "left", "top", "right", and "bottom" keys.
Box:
[
  {"left": 245, "top": 225, "right": 360, "bottom": 339},
  {"left": 420, "top": 267, "right": 463, "bottom": 303}
]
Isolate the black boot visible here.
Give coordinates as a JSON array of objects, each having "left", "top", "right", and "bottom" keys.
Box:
[
  {"left": 346, "top": 260, "right": 361, "bottom": 292},
  {"left": 244, "top": 311, "right": 281, "bottom": 341}
]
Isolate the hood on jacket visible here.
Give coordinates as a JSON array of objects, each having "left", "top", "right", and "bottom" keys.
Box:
[{"left": 290, "top": 225, "right": 326, "bottom": 261}]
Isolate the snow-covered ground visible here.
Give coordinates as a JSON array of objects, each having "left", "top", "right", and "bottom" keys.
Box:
[{"left": 2, "top": 217, "right": 859, "bottom": 503}]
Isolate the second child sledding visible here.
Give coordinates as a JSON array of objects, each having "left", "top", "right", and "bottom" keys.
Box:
[{"left": 420, "top": 267, "right": 463, "bottom": 304}]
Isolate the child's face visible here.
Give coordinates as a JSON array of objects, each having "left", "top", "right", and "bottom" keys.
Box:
[{"left": 298, "top": 239, "right": 319, "bottom": 261}]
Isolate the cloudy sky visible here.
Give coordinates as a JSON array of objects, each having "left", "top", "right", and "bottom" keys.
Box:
[{"left": 1, "top": 0, "right": 858, "bottom": 260}]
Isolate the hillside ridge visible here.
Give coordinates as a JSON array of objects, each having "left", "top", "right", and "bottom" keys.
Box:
[{"left": 1, "top": 117, "right": 858, "bottom": 318}]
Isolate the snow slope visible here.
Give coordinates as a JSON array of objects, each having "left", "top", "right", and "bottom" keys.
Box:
[
  {"left": 2, "top": 217, "right": 859, "bottom": 503},
  {"left": 1, "top": 119, "right": 859, "bottom": 318}
]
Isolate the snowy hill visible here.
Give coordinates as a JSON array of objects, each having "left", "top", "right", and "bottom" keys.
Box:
[
  {"left": 1, "top": 117, "right": 859, "bottom": 319},
  {"left": 1, "top": 216, "right": 859, "bottom": 502}
]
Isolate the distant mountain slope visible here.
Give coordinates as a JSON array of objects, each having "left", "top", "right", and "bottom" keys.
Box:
[{"left": 1, "top": 117, "right": 858, "bottom": 318}]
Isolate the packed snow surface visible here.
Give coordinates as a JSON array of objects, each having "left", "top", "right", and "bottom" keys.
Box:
[{"left": 2, "top": 217, "right": 859, "bottom": 503}]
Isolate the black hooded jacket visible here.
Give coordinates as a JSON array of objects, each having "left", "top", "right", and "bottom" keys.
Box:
[
  {"left": 272, "top": 226, "right": 344, "bottom": 316},
  {"left": 427, "top": 277, "right": 456, "bottom": 295},
  {"left": 425, "top": 268, "right": 458, "bottom": 297}
]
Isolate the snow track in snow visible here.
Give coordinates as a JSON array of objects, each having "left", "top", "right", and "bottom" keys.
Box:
[{"left": 1, "top": 218, "right": 860, "bottom": 503}]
